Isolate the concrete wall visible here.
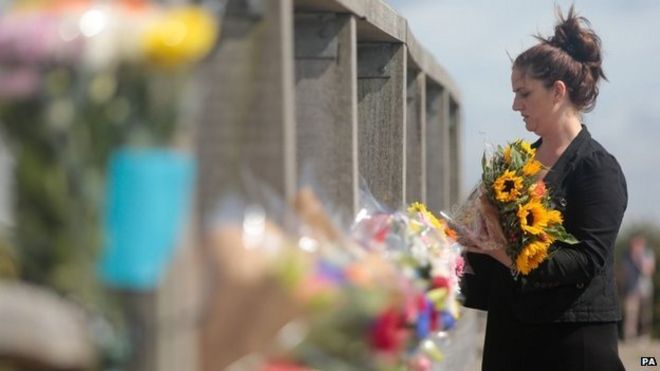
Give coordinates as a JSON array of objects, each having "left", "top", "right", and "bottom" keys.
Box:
[{"left": 160, "top": 0, "right": 465, "bottom": 370}]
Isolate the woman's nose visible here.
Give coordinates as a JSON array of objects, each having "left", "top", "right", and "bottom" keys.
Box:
[{"left": 512, "top": 97, "right": 522, "bottom": 112}]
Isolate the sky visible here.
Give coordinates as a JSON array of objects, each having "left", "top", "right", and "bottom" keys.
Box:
[{"left": 388, "top": 0, "right": 660, "bottom": 229}]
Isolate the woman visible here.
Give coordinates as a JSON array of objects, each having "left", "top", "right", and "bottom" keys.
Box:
[{"left": 461, "top": 6, "right": 628, "bottom": 371}]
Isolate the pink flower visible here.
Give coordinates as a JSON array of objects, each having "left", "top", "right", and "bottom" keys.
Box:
[
  {"left": 454, "top": 255, "right": 465, "bottom": 277},
  {"left": 409, "top": 355, "right": 432, "bottom": 371}
]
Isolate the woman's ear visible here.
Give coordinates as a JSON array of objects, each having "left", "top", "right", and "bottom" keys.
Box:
[{"left": 553, "top": 80, "right": 568, "bottom": 103}]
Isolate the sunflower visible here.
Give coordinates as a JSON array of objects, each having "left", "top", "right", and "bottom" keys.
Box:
[
  {"left": 546, "top": 209, "right": 563, "bottom": 224},
  {"left": 517, "top": 200, "right": 550, "bottom": 235},
  {"left": 522, "top": 159, "right": 543, "bottom": 177},
  {"left": 520, "top": 141, "right": 536, "bottom": 157},
  {"left": 493, "top": 170, "right": 524, "bottom": 203},
  {"left": 515, "top": 240, "right": 550, "bottom": 275},
  {"left": 538, "top": 232, "right": 556, "bottom": 244}
]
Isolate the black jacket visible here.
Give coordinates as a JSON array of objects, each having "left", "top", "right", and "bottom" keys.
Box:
[{"left": 461, "top": 126, "right": 628, "bottom": 323}]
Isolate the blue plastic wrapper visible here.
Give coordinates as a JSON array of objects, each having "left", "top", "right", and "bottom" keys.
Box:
[{"left": 99, "top": 148, "right": 195, "bottom": 290}]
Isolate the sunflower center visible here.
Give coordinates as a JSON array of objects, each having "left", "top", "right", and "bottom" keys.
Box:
[
  {"left": 504, "top": 180, "right": 516, "bottom": 193},
  {"left": 526, "top": 211, "right": 535, "bottom": 226}
]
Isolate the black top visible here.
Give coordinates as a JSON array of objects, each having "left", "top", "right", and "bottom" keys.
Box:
[{"left": 461, "top": 126, "right": 628, "bottom": 323}]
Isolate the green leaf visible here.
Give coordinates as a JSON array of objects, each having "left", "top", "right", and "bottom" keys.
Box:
[{"left": 557, "top": 230, "right": 579, "bottom": 244}]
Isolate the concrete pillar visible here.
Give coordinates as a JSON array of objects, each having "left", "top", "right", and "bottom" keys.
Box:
[
  {"left": 405, "top": 69, "right": 426, "bottom": 205},
  {"left": 294, "top": 13, "right": 358, "bottom": 215},
  {"left": 357, "top": 43, "right": 406, "bottom": 210},
  {"left": 195, "top": 1, "right": 295, "bottom": 370},
  {"left": 196, "top": 0, "right": 296, "bottom": 220},
  {"left": 449, "top": 98, "right": 462, "bottom": 204},
  {"left": 425, "top": 83, "right": 451, "bottom": 213}
]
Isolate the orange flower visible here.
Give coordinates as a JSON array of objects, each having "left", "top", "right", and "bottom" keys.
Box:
[
  {"left": 445, "top": 227, "right": 458, "bottom": 241},
  {"left": 529, "top": 180, "right": 546, "bottom": 200}
]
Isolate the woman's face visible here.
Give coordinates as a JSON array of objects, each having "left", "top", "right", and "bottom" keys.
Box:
[{"left": 511, "top": 68, "right": 557, "bottom": 135}]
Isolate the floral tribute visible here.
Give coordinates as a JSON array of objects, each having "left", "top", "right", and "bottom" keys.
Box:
[
  {"left": 480, "top": 140, "right": 578, "bottom": 275},
  {"left": 213, "top": 190, "right": 466, "bottom": 371}
]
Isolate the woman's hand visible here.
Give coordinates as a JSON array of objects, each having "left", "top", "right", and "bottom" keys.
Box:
[{"left": 460, "top": 195, "right": 514, "bottom": 269}]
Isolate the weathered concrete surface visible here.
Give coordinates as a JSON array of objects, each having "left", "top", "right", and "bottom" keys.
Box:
[
  {"left": 294, "top": 13, "right": 358, "bottom": 214},
  {"left": 357, "top": 42, "right": 406, "bottom": 210},
  {"left": 197, "top": 0, "right": 296, "bottom": 219},
  {"left": 425, "top": 84, "right": 451, "bottom": 213},
  {"left": 406, "top": 69, "right": 426, "bottom": 204}
]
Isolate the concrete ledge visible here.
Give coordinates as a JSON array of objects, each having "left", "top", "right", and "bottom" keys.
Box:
[{"left": 294, "top": 0, "right": 461, "bottom": 102}]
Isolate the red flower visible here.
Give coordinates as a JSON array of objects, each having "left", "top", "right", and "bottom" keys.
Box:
[
  {"left": 430, "top": 308, "right": 439, "bottom": 331},
  {"left": 374, "top": 225, "right": 389, "bottom": 243},
  {"left": 431, "top": 276, "right": 450, "bottom": 289},
  {"left": 370, "top": 307, "right": 408, "bottom": 353}
]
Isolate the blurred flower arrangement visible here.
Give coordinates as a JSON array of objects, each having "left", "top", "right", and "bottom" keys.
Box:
[
  {"left": 449, "top": 140, "right": 577, "bottom": 275},
  {"left": 0, "top": 0, "right": 218, "bottom": 291},
  {"left": 205, "top": 186, "right": 465, "bottom": 371},
  {"left": 0, "top": 0, "right": 220, "bottom": 365}
]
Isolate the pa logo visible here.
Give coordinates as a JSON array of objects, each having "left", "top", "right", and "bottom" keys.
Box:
[{"left": 642, "top": 356, "right": 658, "bottom": 366}]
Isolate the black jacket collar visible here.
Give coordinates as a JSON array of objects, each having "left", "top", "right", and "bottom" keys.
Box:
[{"left": 532, "top": 125, "right": 590, "bottom": 186}]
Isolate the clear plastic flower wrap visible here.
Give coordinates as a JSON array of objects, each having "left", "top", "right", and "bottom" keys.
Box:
[{"left": 440, "top": 184, "right": 508, "bottom": 252}]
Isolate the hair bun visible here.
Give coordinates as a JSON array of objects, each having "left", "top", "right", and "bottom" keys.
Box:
[{"left": 548, "top": 6, "right": 602, "bottom": 65}]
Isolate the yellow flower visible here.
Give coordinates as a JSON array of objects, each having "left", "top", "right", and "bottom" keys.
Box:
[
  {"left": 408, "top": 202, "right": 445, "bottom": 232},
  {"left": 517, "top": 200, "right": 550, "bottom": 235},
  {"left": 503, "top": 145, "right": 512, "bottom": 164},
  {"left": 143, "top": 6, "right": 218, "bottom": 68},
  {"left": 547, "top": 209, "right": 563, "bottom": 224},
  {"left": 493, "top": 170, "right": 524, "bottom": 202},
  {"left": 407, "top": 202, "right": 425, "bottom": 214},
  {"left": 539, "top": 233, "right": 556, "bottom": 244},
  {"left": 409, "top": 220, "right": 423, "bottom": 234},
  {"left": 516, "top": 240, "right": 550, "bottom": 275},
  {"left": 522, "top": 159, "right": 543, "bottom": 177},
  {"left": 518, "top": 140, "right": 536, "bottom": 157}
]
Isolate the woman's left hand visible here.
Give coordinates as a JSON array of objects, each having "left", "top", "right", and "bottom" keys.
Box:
[{"left": 462, "top": 210, "right": 514, "bottom": 268}]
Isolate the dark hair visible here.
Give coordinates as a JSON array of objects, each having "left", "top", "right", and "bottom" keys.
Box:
[{"left": 513, "top": 6, "right": 606, "bottom": 112}]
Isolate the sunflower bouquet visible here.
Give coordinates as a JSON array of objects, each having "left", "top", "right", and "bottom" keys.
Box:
[
  {"left": 447, "top": 140, "right": 577, "bottom": 276},
  {"left": 478, "top": 139, "right": 578, "bottom": 275}
]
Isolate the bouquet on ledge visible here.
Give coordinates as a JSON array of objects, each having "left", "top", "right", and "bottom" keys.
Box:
[
  {"left": 212, "top": 188, "right": 465, "bottom": 371},
  {"left": 447, "top": 139, "right": 577, "bottom": 275}
]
